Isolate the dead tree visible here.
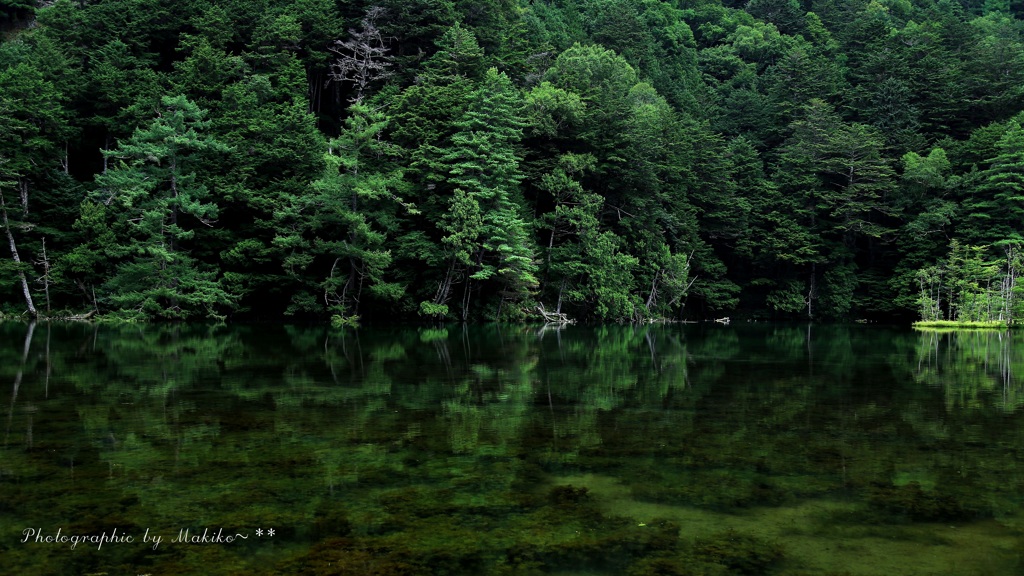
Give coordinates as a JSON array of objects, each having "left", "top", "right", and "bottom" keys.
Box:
[
  {"left": 35, "top": 237, "right": 51, "bottom": 315},
  {"left": 328, "top": 6, "right": 393, "bottom": 104},
  {"left": 0, "top": 188, "right": 37, "bottom": 317}
]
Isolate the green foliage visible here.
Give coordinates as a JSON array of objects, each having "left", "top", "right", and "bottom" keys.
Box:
[
  {"left": 88, "top": 95, "right": 235, "bottom": 320},
  {"left": 418, "top": 300, "right": 449, "bottom": 318},
  {"left": 1, "top": 0, "right": 1023, "bottom": 322},
  {"left": 914, "top": 240, "right": 1024, "bottom": 325},
  {"left": 966, "top": 120, "right": 1024, "bottom": 245},
  {"left": 275, "top": 102, "right": 408, "bottom": 318},
  {"left": 0, "top": 60, "right": 71, "bottom": 180},
  {"left": 769, "top": 99, "right": 896, "bottom": 319}
]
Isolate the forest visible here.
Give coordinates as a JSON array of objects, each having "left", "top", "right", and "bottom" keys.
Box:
[{"left": 0, "top": 0, "right": 1023, "bottom": 323}]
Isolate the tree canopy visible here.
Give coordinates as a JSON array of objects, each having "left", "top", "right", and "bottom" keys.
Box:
[{"left": 1, "top": 0, "right": 1023, "bottom": 323}]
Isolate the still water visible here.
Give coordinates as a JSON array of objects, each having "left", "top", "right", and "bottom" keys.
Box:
[{"left": 1, "top": 322, "right": 1022, "bottom": 575}]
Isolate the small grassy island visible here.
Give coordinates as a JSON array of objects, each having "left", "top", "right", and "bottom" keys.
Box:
[{"left": 912, "top": 320, "right": 1009, "bottom": 330}]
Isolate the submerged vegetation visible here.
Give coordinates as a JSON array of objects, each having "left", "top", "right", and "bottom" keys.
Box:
[
  {"left": 2, "top": 322, "right": 1024, "bottom": 574},
  {"left": 0, "top": 1, "right": 1023, "bottom": 322}
]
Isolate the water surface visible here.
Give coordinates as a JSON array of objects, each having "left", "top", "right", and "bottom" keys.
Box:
[{"left": 1, "top": 322, "right": 1022, "bottom": 574}]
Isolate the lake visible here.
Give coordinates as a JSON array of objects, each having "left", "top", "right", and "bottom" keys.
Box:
[{"left": 1, "top": 322, "right": 1022, "bottom": 575}]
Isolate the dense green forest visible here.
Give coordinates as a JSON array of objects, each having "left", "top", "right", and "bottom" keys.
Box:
[{"left": 0, "top": 0, "right": 1023, "bottom": 323}]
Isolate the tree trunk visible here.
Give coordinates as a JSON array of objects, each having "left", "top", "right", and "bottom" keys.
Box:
[
  {"left": 0, "top": 191, "right": 37, "bottom": 317},
  {"left": 461, "top": 278, "right": 472, "bottom": 322},
  {"left": 434, "top": 259, "right": 457, "bottom": 306},
  {"left": 38, "top": 237, "right": 51, "bottom": 314},
  {"left": 645, "top": 269, "right": 660, "bottom": 312},
  {"left": 18, "top": 178, "right": 29, "bottom": 216},
  {"left": 807, "top": 265, "right": 816, "bottom": 320}
]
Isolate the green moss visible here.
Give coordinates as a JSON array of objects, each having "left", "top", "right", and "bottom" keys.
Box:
[
  {"left": 515, "top": 516, "right": 682, "bottom": 573},
  {"left": 310, "top": 505, "right": 353, "bottom": 541},
  {"left": 624, "top": 529, "right": 786, "bottom": 576},
  {"left": 627, "top": 554, "right": 730, "bottom": 576},
  {"left": 378, "top": 486, "right": 457, "bottom": 519},
  {"left": 276, "top": 538, "right": 417, "bottom": 575},
  {"left": 548, "top": 484, "right": 590, "bottom": 506},
  {"left": 627, "top": 468, "right": 789, "bottom": 510},
  {"left": 693, "top": 530, "right": 785, "bottom": 575},
  {"left": 866, "top": 481, "right": 988, "bottom": 522}
]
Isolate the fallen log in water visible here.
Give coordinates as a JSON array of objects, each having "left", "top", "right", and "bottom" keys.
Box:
[{"left": 537, "top": 304, "right": 573, "bottom": 325}]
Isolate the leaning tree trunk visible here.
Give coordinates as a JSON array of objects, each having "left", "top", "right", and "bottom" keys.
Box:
[{"left": 0, "top": 190, "right": 37, "bottom": 317}]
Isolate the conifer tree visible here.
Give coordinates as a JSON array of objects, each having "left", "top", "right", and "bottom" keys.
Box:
[
  {"left": 430, "top": 68, "right": 538, "bottom": 320},
  {"left": 969, "top": 120, "right": 1024, "bottom": 245},
  {"left": 276, "top": 103, "right": 410, "bottom": 321},
  {"left": 90, "top": 95, "right": 234, "bottom": 319},
  {"left": 774, "top": 99, "right": 895, "bottom": 318}
]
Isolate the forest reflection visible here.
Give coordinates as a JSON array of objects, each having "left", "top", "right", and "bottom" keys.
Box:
[{"left": 2, "top": 322, "right": 1023, "bottom": 575}]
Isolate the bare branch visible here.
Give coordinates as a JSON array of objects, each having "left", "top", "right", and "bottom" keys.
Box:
[{"left": 328, "top": 7, "right": 394, "bottom": 104}]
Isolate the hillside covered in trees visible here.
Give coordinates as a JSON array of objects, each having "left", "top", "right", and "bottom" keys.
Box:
[{"left": 1, "top": 0, "right": 1023, "bottom": 323}]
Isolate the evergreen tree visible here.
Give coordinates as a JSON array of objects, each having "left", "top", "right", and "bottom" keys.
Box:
[
  {"left": 89, "top": 95, "right": 234, "bottom": 319},
  {"left": 211, "top": 70, "right": 328, "bottom": 317},
  {"left": 889, "top": 147, "right": 959, "bottom": 311},
  {"left": 966, "top": 120, "right": 1024, "bottom": 245},
  {"left": 427, "top": 68, "right": 538, "bottom": 320},
  {"left": 773, "top": 99, "right": 896, "bottom": 318},
  {"left": 275, "top": 103, "right": 409, "bottom": 322}
]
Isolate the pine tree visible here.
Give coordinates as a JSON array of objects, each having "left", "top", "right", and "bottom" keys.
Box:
[
  {"left": 773, "top": 99, "right": 896, "bottom": 318},
  {"left": 90, "top": 95, "right": 234, "bottom": 319},
  {"left": 969, "top": 120, "right": 1024, "bottom": 245},
  {"left": 275, "top": 103, "right": 410, "bottom": 321},
  {"left": 435, "top": 68, "right": 538, "bottom": 320}
]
